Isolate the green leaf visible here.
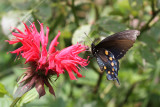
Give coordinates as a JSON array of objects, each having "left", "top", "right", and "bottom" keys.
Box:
[
  {"left": 11, "top": 88, "right": 38, "bottom": 107},
  {"left": 0, "top": 1, "right": 12, "bottom": 13},
  {"left": 129, "top": 0, "right": 143, "bottom": 9},
  {"left": 13, "top": 82, "right": 33, "bottom": 99},
  {"left": 140, "top": 46, "right": 156, "bottom": 65},
  {"left": 72, "top": 24, "right": 92, "bottom": 45},
  {"left": 9, "top": 0, "right": 36, "bottom": 10},
  {"left": 1, "top": 10, "right": 33, "bottom": 40},
  {"left": 97, "top": 18, "right": 127, "bottom": 32},
  {"left": 140, "top": 34, "right": 159, "bottom": 49},
  {"left": 33, "top": 1, "right": 52, "bottom": 21},
  {"left": 87, "top": 5, "right": 96, "bottom": 24},
  {"left": 90, "top": 30, "right": 109, "bottom": 38},
  {"left": 48, "top": 97, "right": 66, "bottom": 107},
  {"left": 113, "top": 0, "right": 132, "bottom": 15},
  {"left": 0, "top": 96, "right": 12, "bottom": 107},
  {"left": 18, "top": 88, "right": 38, "bottom": 105},
  {"left": 149, "top": 21, "right": 160, "bottom": 40},
  {"left": 107, "top": 99, "right": 115, "bottom": 107},
  {"left": 157, "top": 0, "right": 160, "bottom": 9},
  {"left": 0, "top": 83, "right": 8, "bottom": 97},
  {"left": 76, "top": 68, "right": 98, "bottom": 86}
]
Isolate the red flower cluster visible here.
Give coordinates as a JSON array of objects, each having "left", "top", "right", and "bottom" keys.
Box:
[{"left": 7, "top": 22, "right": 89, "bottom": 97}]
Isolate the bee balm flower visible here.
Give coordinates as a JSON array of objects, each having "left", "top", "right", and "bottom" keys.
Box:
[{"left": 6, "top": 22, "right": 89, "bottom": 97}]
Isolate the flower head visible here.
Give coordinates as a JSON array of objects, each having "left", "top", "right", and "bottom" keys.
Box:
[{"left": 7, "top": 21, "right": 89, "bottom": 97}]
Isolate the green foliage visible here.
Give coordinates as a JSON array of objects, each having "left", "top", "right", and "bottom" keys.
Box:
[
  {"left": 11, "top": 88, "right": 38, "bottom": 107},
  {"left": 0, "top": 83, "right": 8, "bottom": 97},
  {"left": 0, "top": 0, "right": 160, "bottom": 107},
  {"left": 97, "top": 18, "right": 127, "bottom": 32}
]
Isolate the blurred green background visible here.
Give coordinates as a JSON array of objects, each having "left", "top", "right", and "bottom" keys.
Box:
[{"left": 0, "top": 0, "right": 160, "bottom": 107}]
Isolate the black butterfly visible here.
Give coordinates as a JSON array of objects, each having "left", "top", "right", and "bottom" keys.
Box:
[{"left": 91, "top": 30, "right": 140, "bottom": 85}]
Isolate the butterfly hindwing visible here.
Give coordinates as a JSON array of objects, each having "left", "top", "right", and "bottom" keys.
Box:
[{"left": 94, "top": 48, "right": 120, "bottom": 84}]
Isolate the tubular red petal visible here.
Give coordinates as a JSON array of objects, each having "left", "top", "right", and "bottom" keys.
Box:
[
  {"left": 48, "top": 31, "right": 61, "bottom": 54},
  {"left": 71, "top": 66, "right": 82, "bottom": 77},
  {"left": 45, "top": 26, "right": 49, "bottom": 45},
  {"left": 64, "top": 66, "right": 77, "bottom": 80},
  {"left": 23, "top": 22, "right": 32, "bottom": 37},
  {"left": 6, "top": 40, "right": 20, "bottom": 44},
  {"left": 38, "top": 23, "right": 49, "bottom": 65},
  {"left": 12, "top": 32, "right": 25, "bottom": 38},
  {"left": 13, "top": 27, "right": 26, "bottom": 36}
]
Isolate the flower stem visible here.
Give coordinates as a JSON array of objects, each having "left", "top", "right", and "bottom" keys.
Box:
[
  {"left": 140, "top": 0, "right": 160, "bottom": 34},
  {"left": 93, "top": 71, "right": 104, "bottom": 93},
  {"left": 10, "top": 97, "right": 21, "bottom": 107}
]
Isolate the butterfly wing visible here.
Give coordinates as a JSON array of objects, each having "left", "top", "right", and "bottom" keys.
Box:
[
  {"left": 95, "top": 30, "right": 140, "bottom": 59},
  {"left": 94, "top": 48, "right": 120, "bottom": 85}
]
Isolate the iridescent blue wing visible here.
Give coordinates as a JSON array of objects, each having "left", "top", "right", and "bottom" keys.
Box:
[{"left": 94, "top": 48, "right": 120, "bottom": 85}]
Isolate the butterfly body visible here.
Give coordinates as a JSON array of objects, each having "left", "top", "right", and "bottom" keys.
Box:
[{"left": 91, "top": 30, "right": 140, "bottom": 85}]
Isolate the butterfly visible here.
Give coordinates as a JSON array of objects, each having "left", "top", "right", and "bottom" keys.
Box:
[{"left": 91, "top": 30, "right": 140, "bottom": 85}]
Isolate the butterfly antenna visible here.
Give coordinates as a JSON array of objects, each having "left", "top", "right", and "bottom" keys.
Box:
[{"left": 84, "top": 32, "right": 94, "bottom": 44}]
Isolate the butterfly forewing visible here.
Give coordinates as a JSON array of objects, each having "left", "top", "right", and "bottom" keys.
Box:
[{"left": 95, "top": 30, "right": 140, "bottom": 59}]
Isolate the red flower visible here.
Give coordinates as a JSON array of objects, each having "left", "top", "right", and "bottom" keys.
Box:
[{"left": 7, "top": 21, "right": 89, "bottom": 97}]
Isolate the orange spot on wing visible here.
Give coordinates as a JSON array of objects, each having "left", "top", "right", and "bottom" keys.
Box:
[
  {"left": 108, "top": 71, "right": 111, "bottom": 74},
  {"left": 111, "top": 62, "right": 114, "bottom": 66},
  {"left": 109, "top": 57, "right": 113, "bottom": 61},
  {"left": 105, "top": 50, "right": 108, "bottom": 55}
]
